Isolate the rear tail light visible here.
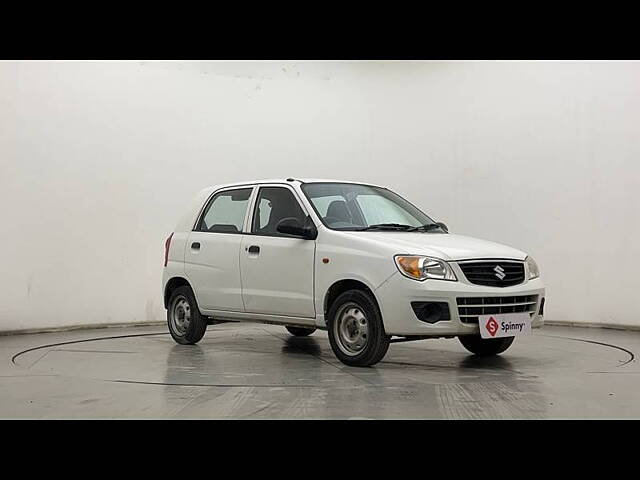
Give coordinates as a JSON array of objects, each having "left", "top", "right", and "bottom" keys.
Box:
[{"left": 164, "top": 233, "right": 174, "bottom": 267}]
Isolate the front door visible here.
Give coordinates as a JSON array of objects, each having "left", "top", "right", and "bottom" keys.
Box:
[
  {"left": 240, "top": 185, "right": 316, "bottom": 318},
  {"left": 184, "top": 186, "right": 254, "bottom": 311}
]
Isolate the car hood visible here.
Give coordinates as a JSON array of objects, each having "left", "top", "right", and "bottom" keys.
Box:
[{"left": 347, "top": 232, "right": 527, "bottom": 261}]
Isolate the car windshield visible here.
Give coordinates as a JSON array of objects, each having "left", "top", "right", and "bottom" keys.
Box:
[{"left": 301, "top": 182, "right": 441, "bottom": 232}]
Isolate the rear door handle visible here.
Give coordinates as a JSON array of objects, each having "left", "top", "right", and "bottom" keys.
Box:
[
  {"left": 191, "top": 242, "right": 201, "bottom": 250},
  {"left": 247, "top": 245, "right": 260, "bottom": 254}
]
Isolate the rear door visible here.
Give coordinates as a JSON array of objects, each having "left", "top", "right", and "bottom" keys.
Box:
[
  {"left": 185, "top": 186, "right": 255, "bottom": 311},
  {"left": 240, "top": 185, "right": 316, "bottom": 318}
]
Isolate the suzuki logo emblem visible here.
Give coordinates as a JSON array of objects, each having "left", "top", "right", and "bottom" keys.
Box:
[{"left": 494, "top": 265, "right": 506, "bottom": 280}]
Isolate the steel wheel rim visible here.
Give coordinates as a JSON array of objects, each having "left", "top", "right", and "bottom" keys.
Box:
[
  {"left": 170, "top": 295, "right": 191, "bottom": 336},
  {"left": 334, "top": 302, "right": 369, "bottom": 356}
]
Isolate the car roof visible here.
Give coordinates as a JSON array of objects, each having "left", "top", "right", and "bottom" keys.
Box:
[{"left": 203, "top": 178, "right": 384, "bottom": 190}]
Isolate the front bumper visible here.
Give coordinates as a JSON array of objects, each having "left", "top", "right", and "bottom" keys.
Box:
[{"left": 375, "top": 271, "right": 545, "bottom": 337}]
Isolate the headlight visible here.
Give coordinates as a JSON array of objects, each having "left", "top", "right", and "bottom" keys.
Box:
[
  {"left": 394, "top": 255, "right": 457, "bottom": 281},
  {"left": 526, "top": 256, "right": 540, "bottom": 279}
]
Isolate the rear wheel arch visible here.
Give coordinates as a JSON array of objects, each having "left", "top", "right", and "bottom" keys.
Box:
[{"left": 164, "top": 277, "right": 193, "bottom": 309}]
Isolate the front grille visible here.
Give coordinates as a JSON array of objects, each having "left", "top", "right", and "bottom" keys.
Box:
[
  {"left": 458, "top": 260, "right": 525, "bottom": 287},
  {"left": 457, "top": 295, "right": 538, "bottom": 324}
]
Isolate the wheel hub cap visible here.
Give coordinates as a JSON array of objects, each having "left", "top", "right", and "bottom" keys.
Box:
[
  {"left": 170, "top": 296, "right": 191, "bottom": 336},
  {"left": 335, "top": 304, "right": 369, "bottom": 356}
]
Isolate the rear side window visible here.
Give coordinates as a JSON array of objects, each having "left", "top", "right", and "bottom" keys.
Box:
[{"left": 196, "top": 188, "right": 252, "bottom": 233}]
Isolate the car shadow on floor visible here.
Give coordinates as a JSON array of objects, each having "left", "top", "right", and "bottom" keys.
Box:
[{"left": 280, "top": 336, "right": 323, "bottom": 356}]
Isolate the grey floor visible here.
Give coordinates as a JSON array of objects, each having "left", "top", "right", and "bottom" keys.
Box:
[{"left": 1, "top": 323, "right": 638, "bottom": 419}]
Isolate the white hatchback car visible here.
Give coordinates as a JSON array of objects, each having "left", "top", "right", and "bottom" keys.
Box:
[{"left": 163, "top": 179, "right": 545, "bottom": 366}]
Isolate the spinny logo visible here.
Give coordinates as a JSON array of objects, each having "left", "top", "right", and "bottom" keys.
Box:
[{"left": 486, "top": 316, "right": 499, "bottom": 336}]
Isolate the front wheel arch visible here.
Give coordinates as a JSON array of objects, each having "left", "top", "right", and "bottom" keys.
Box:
[{"left": 323, "top": 278, "right": 382, "bottom": 320}]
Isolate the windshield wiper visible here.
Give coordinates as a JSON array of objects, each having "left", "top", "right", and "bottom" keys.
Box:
[
  {"left": 406, "top": 223, "right": 442, "bottom": 232},
  {"left": 356, "top": 223, "right": 414, "bottom": 231},
  {"left": 352, "top": 223, "right": 443, "bottom": 232}
]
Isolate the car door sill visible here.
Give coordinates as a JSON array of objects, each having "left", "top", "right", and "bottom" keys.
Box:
[{"left": 202, "top": 309, "right": 317, "bottom": 327}]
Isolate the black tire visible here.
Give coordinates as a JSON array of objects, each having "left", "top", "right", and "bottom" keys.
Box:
[
  {"left": 458, "top": 335, "right": 514, "bottom": 356},
  {"left": 327, "top": 289, "right": 390, "bottom": 367},
  {"left": 285, "top": 326, "right": 316, "bottom": 336},
  {"left": 167, "top": 286, "right": 207, "bottom": 345}
]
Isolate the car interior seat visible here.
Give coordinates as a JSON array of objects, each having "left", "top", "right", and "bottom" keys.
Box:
[{"left": 324, "top": 200, "right": 352, "bottom": 226}]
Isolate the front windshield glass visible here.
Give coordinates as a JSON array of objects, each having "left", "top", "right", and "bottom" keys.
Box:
[{"left": 301, "top": 182, "right": 440, "bottom": 231}]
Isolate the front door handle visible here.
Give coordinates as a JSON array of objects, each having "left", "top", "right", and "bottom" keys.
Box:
[
  {"left": 191, "top": 242, "right": 201, "bottom": 250},
  {"left": 247, "top": 245, "right": 260, "bottom": 254}
]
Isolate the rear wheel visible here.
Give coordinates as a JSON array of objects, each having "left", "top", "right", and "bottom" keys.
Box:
[
  {"left": 167, "top": 286, "right": 207, "bottom": 345},
  {"left": 327, "top": 289, "right": 390, "bottom": 367},
  {"left": 458, "top": 335, "right": 514, "bottom": 356},
  {"left": 285, "top": 326, "right": 316, "bottom": 336}
]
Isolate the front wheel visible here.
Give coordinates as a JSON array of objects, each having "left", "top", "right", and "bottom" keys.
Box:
[
  {"left": 167, "top": 286, "right": 207, "bottom": 345},
  {"left": 458, "top": 335, "right": 514, "bottom": 356},
  {"left": 327, "top": 289, "right": 390, "bottom": 367}
]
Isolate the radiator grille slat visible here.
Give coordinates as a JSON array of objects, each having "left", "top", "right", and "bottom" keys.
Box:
[
  {"left": 457, "top": 295, "right": 538, "bottom": 324},
  {"left": 458, "top": 261, "right": 525, "bottom": 287}
]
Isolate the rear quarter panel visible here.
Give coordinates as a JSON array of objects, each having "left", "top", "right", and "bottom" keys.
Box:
[{"left": 162, "top": 186, "right": 215, "bottom": 304}]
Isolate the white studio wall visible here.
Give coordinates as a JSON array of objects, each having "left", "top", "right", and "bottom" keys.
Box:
[{"left": 1, "top": 60, "right": 639, "bottom": 332}]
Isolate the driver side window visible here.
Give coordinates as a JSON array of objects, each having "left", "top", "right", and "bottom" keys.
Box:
[{"left": 252, "top": 187, "right": 306, "bottom": 236}]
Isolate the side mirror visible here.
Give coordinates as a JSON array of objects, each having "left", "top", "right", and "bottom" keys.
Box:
[
  {"left": 276, "top": 216, "right": 318, "bottom": 240},
  {"left": 436, "top": 222, "right": 449, "bottom": 233}
]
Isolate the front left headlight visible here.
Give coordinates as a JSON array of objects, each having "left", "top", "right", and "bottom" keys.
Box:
[
  {"left": 526, "top": 256, "right": 540, "bottom": 279},
  {"left": 394, "top": 255, "right": 457, "bottom": 281}
]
